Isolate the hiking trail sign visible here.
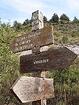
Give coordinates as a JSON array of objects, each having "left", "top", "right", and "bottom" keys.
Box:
[
  {"left": 20, "top": 47, "right": 77, "bottom": 73},
  {"left": 11, "top": 10, "right": 55, "bottom": 105},
  {"left": 11, "top": 10, "right": 77, "bottom": 105},
  {"left": 11, "top": 26, "right": 53, "bottom": 53},
  {"left": 12, "top": 76, "right": 54, "bottom": 103}
]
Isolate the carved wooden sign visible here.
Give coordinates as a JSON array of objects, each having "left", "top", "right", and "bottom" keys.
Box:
[
  {"left": 20, "top": 47, "right": 77, "bottom": 73},
  {"left": 12, "top": 76, "right": 54, "bottom": 103},
  {"left": 11, "top": 26, "right": 53, "bottom": 53}
]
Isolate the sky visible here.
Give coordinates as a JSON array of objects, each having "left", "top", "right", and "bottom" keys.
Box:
[{"left": 0, "top": 0, "right": 79, "bottom": 24}]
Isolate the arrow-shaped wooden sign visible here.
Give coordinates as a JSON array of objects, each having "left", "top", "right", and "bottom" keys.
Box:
[
  {"left": 12, "top": 76, "right": 54, "bottom": 103},
  {"left": 20, "top": 47, "right": 77, "bottom": 73},
  {"left": 11, "top": 26, "right": 53, "bottom": 53}
]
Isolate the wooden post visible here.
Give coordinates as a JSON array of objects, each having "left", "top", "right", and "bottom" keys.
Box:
[
  {"left": 41, "top": 99, "right": 46, "bottom": 105},
  {"left": 52, "top": 26, "right": 54, "bottom": 45},
  {"left": 41, "top": 26, "right": 54, "bottom": 105},
  {"left": 32, "top": 71, "right": 41, "bottom": 105},
  {"left": 31, "top": 10, "right": 50, "bottom": 105},
  {"left": 32, "top": 71, "right": 47, "bottom": 105},
  {"left": 41, "top": 71, "right": 47, "bottom": 105}
]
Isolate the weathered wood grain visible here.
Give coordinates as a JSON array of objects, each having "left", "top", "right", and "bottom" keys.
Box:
[
  {"left": 20, "top": 47, "right": 77, "bottom": 73},
  {"left": 11, "top": 26, "right": 53, "bottom": 53},
  {"left": 12, "top": 76, "right": 54, "bottom": 103}
]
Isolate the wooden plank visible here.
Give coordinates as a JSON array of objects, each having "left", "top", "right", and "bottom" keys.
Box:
[
  {"left": 41, "top": 71, "right": 47, "bottom": 105},
  {"left": 12, "top": 76, "right": 54, "bottom": 103},
  {"left": 32, "top": 71, "right": 47, "bottom": 105},
  {"left": 11, "top": 26, "right": 53, "bottom": 53},
  {"left": 20, "top": 47, "right": 77, "bottom": 73}
]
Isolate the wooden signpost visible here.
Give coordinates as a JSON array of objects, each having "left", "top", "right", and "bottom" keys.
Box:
[
  {"left": 20, "top": 47, "right": 77, "bottom": 73},
  {"left": 12, "top": 76, "right": 54, "bottom": 103},
  {"left": 11, "top": 10, "right": 77, "bottom": 105}
]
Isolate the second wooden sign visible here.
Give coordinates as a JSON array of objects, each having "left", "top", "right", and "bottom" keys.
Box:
[{"left": 20, "top": 47, "right": 77, "bottom": 73}]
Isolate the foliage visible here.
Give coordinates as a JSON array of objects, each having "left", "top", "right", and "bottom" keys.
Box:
[
  {"left": 60, "top": 14, "right": 70, "bottom": 23},
  {"left": 23, "top": 19, "right": 31, "bottom": 25},
  {"left": 0, "top": 22, "right": 20, "bottom": 104},
  {"left": 48, "top": 58, "right": 79, "bottom": 104},
  {"left": 62, "top": 36, "right": 69, "bottom": 44},
  {"left": 13, "top": 21, "right": 22, "bottom": 31},
  {"left": 49, "top": 13, "right": 59, "bottom": 23},
  {"left": 43, "top": 16, "right": 48, "bottom": 23},
  {"left": 73, "top": 17, "right": 79, "bottom": 23},
  {"left": 71, "top": 30, "right": 79, "bottom": 37}
]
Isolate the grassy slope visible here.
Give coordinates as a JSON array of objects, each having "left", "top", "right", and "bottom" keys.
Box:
[{"left": 53, "top": 22, "right": 79, "bottom": 45}]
